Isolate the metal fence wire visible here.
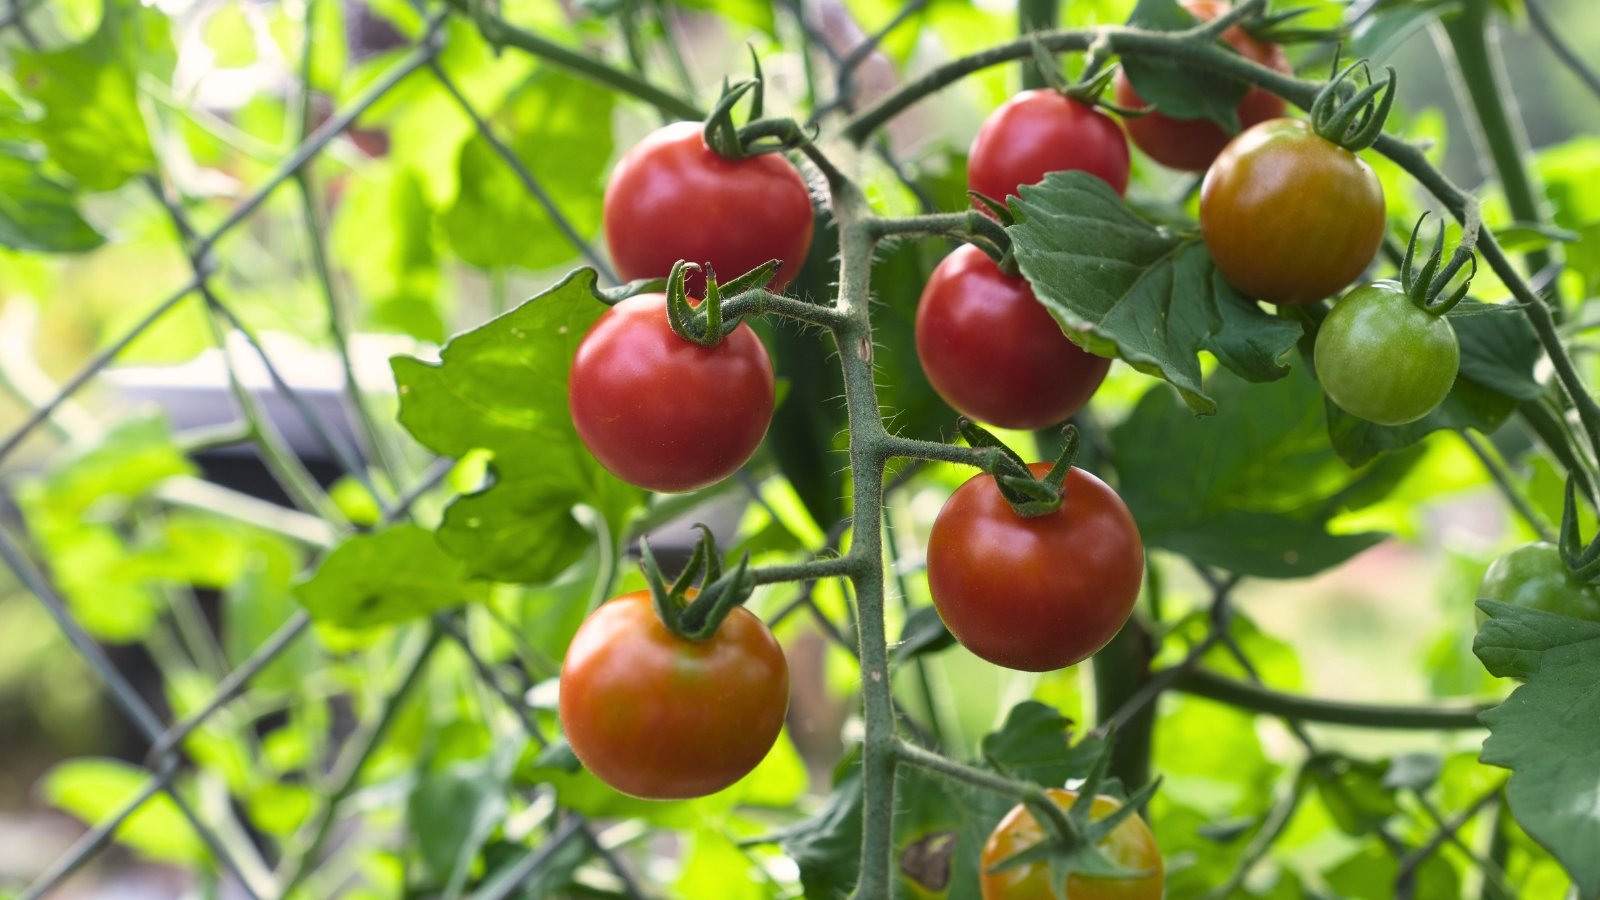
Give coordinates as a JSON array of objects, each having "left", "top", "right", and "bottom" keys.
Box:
[{"left": 0, "top": 1, "right": 1514, "bottom": 897}]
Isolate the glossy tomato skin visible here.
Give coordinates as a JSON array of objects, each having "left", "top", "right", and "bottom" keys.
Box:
[
  {"left": 1479, "top": 543, "right": 1600, "bottom": 623},
  {"left": 915, "top": 245, "right": 1110, "bottom": 430},
  {"left": 569, "top": 293, "right": 774, "bottom": 493},
  {"left": 969, "top": 90, "right": 1130, "bottom": 205},
  {"left": 1200, "top": 118, "right": 1386, "bottom": 305},
  {"left": 1314, "top": 282, "right": 1458, "bottom": 425},
  {"left": 558, "top": 591, "right": 790, "bottom": 800},
  {"left": 980, "top": 789, "right": 1164, "bottom": 900},
  {"left": 928, "top": 463, "right": 1143, "bottom": 672},
  {"left": 603, "top": 121, "right": 814, "bottom": 293},
  {"left": 1114, "top": 0, "right": 1290, "bottom": 172}
]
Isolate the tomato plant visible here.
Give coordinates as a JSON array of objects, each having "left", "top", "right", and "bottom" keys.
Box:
[
  {"left": 558, "top": 590, "right": 789, "bottom": 800},
  {"left": 915, "top": 244, "right": 1110, "bottom": 430},
  {"left": 1114, "top": 0, "right": 1290, "bottom": 172},
  {"left": 979, "top": 789, "right": 1163, "bottom": 900},
  {"left": 602, "top": 121, "right": 815, "bottom": 293},
  {"left": 1200, "top": 118, "right": 1386, "bottom": 305},
  {"left": 568, "top": 292, "right": 775, "bottom": 493},
  {"left": 968, "top": 89, "right": 1131, "bottom": 204},
  {"left": 926, "top": 462, "right": 1143, "bottom": 672},
  {"left": 1479, "top": 543, "right": 1600, "bottom": 623},
  {"left": 1314, "top": 281, "right": 1459, "bottom": 425}
]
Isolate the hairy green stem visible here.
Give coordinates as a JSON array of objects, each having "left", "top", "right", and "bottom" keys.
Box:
[
  {"left": 1173, "top": 668, "right": 1491, "bottom": 730},
  {"left": 1525, "top": 0, "right": 1600, "bottom": 104}
]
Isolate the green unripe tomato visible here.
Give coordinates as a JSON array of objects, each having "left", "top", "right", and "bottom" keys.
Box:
[
  {"left": 1479, "top": 542, "right": 1600, "bottom": 623},
  {"left": 1313, "top": 282, "right": 1459, "bottom": 426}
]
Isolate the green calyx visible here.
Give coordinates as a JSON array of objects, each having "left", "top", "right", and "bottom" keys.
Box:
[
  {"left": 1558, "top": 477, "right": 1600, "bottom": 583},
  {"left": 986, "top": 736, "right": 1163, "bottom": 898},
  {"left": 641, "top": 524, "right": 756, "bottom": 642},
  {"left": 1026, "top": 34, "right": 1143, "bottom": 118},
  {"left": 1400, "top": 211, "right": 1478, "bottom": 317},
  {"left": 702, "top": 48, "right": 818, "bottom": 160},
  {"left": 959, "top": 420, "right": 1081, "bottom": 518},
  {"left": 1309, "top": 58, "right": 1397, "bottom": 151},
  {"left": 665, "top": 258, "right": 782, "bottom": 346}
]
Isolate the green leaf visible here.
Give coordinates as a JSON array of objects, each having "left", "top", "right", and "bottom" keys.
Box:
[
  {"left": 1309, "top": 755, "right": 1401, "bottom": 837},
  {"left": 1324, "top": 840, "right": 1460, "bottom": 899},
  {"left": 294, "top": 524, "right": 485, "bottom": 628},
  {"left": 778, "top": 762, "right": 864, "bottom": 898},
  {"left": 392, "top": 267, "right": 641, "bottom": 583},
  {"left": 1475, "top": 602, "right": 1600, "bottom": 897},
  {"left": 0, "top": 141, "right": 104, "bottom": 251},
  {"left": 440, "top": 68, "right": 613, "bottom": 271},
  {"left": 15, "top": 416, "right": 195, "bottom": 642},
  {"left": 408, "top": 748, "right": 517, "bottom": 894},
  {"left": 11, "top": 0, "right": 170, "bottom": 191},
  {"left": 222, "top": 552, "right": 316, "bottom": 694},
  {"left": 330, "top": 164, "right": 445, "bottom": 343},
  {"left": 675, "top": 830, "right": 770, "bottom": 900},
  {"left": 1112, "top": 365, "right": 1397, "bottom": 578},
  {"left": 1537, "top": 137, "right": 1600, "bottom": 297},
  {"left": 1010, "top": 172, "right": 1302, "bottom": 416},
  {"left": 42, "top": 759, "right": 204, "bottom": 865},
  {"left": 1119, "top": 0, "right": 1247, "bottom": 129},
  {"left": 1321, "top": 305, "right": 1541, "bottom": 466},
  {"left": 892, "top": 605, "right": 956, "bottom": 664},
  {"left": 979, "top": 701, "right": 1093, "bottom": 789}
]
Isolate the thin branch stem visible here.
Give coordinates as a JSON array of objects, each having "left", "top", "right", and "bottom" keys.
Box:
[
  {"left": 1173, "top": 668, "right": 1492, "bottom": 730},
  {"left": 438, "top": 0, "right": 701, "bottom": 120},
  {"left": 1525, "top": 0, "right": 1600, "bottom": 104},
  {"left": 1462, "top": 431, "right": 1555, "bottom": 542}
]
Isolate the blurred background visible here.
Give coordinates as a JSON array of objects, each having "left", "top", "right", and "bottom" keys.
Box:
[{"left": 0, "top": 0, "right": 1596, "bottom": 896}]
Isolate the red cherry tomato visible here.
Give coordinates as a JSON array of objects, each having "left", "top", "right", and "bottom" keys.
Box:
[
  {"left": 1200, "top": 118, "right": 1386, "bottom": 305},
  {"left": 1113, "top": 0, "right": 1290, "bottom": 173},
  {"left": 980, "top": 789, "right": 1164, "bottom": 900},
  {"left": 559, "top": 591, "right": 789, "bottom": 800},
  {"left": 569, "top": 293, "right": 774, "bottom": 493},
  {"left": 603, "top": 121, "right": 814, "bottom": 293},
  {"left": 969, "top": 90, "right": 1130, "bottom": 206},
  {"left": 927, "top": 463, "right": 1144, "bottom": 672},
  {"left": 915, "top": 245, "right": 1109, "bottom": 430}
]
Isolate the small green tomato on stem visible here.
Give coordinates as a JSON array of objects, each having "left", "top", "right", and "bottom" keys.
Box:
[{"left": 1314, "top": 212, "right": 1474, "bottom": 427}]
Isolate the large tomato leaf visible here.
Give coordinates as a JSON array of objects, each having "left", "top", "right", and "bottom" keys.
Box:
[
  {"left": 295, "top": 524, "right": 485, "bottom": 628},
  {"left": 1009, "top": 171, "right": 1302, "bottom": 416},
  {"left": 1118, "top": 0, "right": 1248, "bottom": 130},
  {"left": 1475, "top": 601, "right": 1600, "bottom": 898},
  {"left": 1112, "top": 364, "right": 1410, "bottom": 579},
  {"left": 391, "top": 267, "right": 641, "bottom": 583},
  {"left": 1318, "top": 305, "right": 1542, "bottom": 466}
]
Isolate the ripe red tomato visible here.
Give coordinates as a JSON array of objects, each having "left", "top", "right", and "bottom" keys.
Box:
[
  {"left": 1113, "top": 0, "right": 1290, "bottom": 172},
  {"left": 1200, "top": 118, "right": 1386, "bottom": 305},
  {"left": 915, "top": 245, "right": 1109, "bottom": 430},
  {"left": 969, "top": 90, "right": 1130, "bottom": 205},
  {"left": 980, "top": 789, "right": 1164, "bottom": 900},
  {"left": 558, "top": 590, "right": 789, "bottom": 800},
  {"left": 927, "top": 462, "right": 1143, "bottom": 672},
  {"left": 603, "top": 121, "right": 814, "bottom": 293},
  {"left": 569, "top": 293, "right": 774, "bottom": 493}
]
